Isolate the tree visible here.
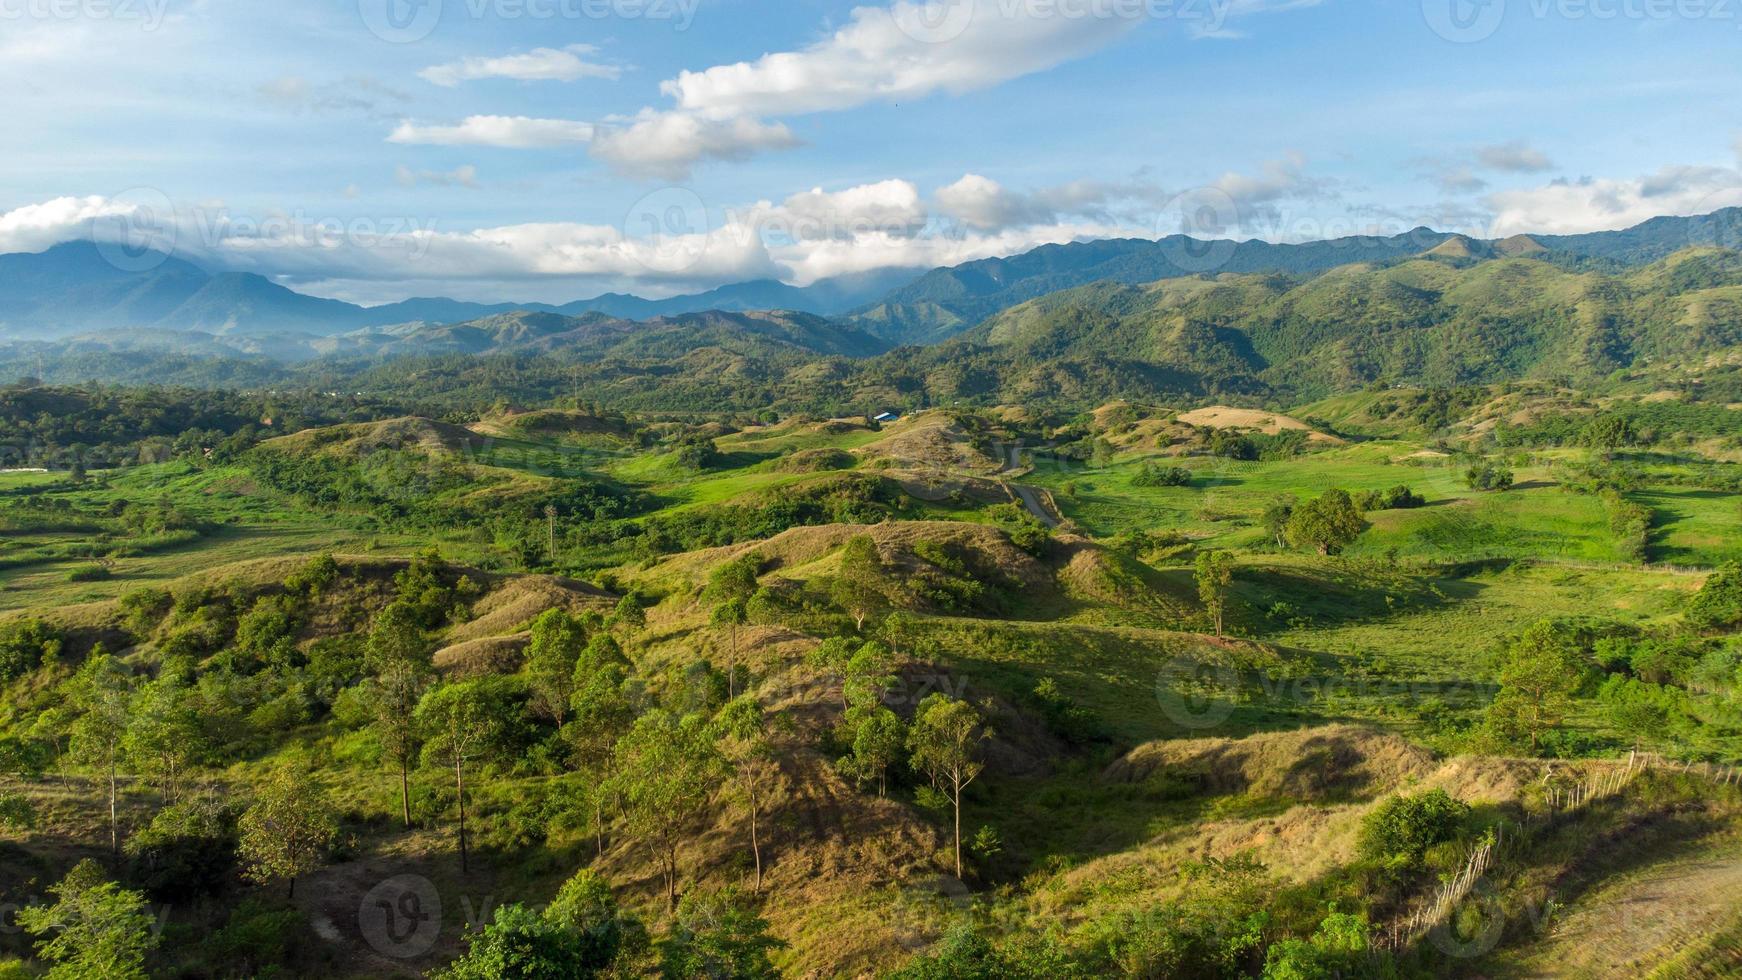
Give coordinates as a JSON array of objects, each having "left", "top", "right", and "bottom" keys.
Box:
[
  {"left": 417, "top": 680, "right": 513, "bottom": 873},
  {"left": 123, "top": 675, "right": 203, "bottom": 804},
  {"left": 613, "top": 592, "right": 647, "bottom": 636},
  {"left": 711, "top": 598, "right": 749, "bottom": 700},
  {"left": 659, "top": 888, "right": 786, "bottom": 980},
  {"left": 526, "top": 609, "right": 587, "bottom": 727},
  {"left": 880, "top": 610, "right": 915, "bottom": 660},
  {"left": 711, "top": 697, "right": 783, "bottom": 893},
  {"left": 839, "top": 707, "right": 905, "bottom": 797},
  {"left": 1261, "top": 909, "right": 1375, "bottom": 980},
  {"left": 908, "top": 694, "right": 989, "bottom": 879},
  {"left": 832, "top": 535, "right": 887, "bottom": 631},
  {"left": 0, "top": 618, "right": 62, "bottom": 685},
  {"left": 16, "top": 859, "right": 160, "bottom": 980},
  {"left": 1284, "top": 489, "right": 1366, "bottom": 556},
  {"left": 568, "top": 640, "right": 639, "bottom": 858},
  {"left": 1261, "top": 498, "right": 1295, "bottom": 549},
  {"left": 0, "top": 791, "right": 36, "bottom": 837},
  {"left": 238, "top": 769, "right": 337, "bottom": 899},
  {"left": 610, "top": 710, "right": 719, "bottom": 911},
  {"left": 436, "top": 871, "right": 635, "bottom": 980},
  {"left": 1195, "top": 550, "right": 1235, "bottom": 638},
  {"left": 68, "top": 651, "right": 132, "bottom": 855},
  {"left": 842, "top": 641, "right": 898, "bottom": 712},
  {"left": 1485, "top": 621, "right": 1589, "bottom": 752},
  {"left": 365, "top": 601, "right": 434, "bottom": 828}
]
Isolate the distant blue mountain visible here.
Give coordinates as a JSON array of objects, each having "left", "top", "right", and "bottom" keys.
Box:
[{"left": 0, "top": 241, "right": 922, "bottom": 339}]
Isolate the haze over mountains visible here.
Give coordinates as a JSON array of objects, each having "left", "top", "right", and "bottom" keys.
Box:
[{"left": 1, "top": 208, "right": 1738, "bottom": 368}]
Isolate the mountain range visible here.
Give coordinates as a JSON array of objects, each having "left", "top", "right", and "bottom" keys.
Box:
[{"left": 1, "top": 208, "right": 1737, "bottom": 358}]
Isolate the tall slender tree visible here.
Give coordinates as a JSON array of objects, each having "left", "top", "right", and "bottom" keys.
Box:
[
  {"left": 908, "top": 694, "right": 989, "bottom": 880},
  {"left": 366, "top": 602, "right": 434, "bottom": 828},
  {"left": 67, "top": 650, "right": 132, "bottom": 855}
]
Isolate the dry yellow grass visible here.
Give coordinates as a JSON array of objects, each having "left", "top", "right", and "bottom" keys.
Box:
[{"left": 1177, "top": 406, "right": 1343, "bottom": 444}]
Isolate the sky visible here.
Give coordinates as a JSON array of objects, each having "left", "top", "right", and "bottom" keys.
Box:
[{"left": 1, "top": 0, "right": 1741, "bottom": 304}]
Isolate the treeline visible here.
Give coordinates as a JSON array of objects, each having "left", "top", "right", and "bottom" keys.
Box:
[{"left": 0, "top": 382, "right": 412, "bottom": 469}]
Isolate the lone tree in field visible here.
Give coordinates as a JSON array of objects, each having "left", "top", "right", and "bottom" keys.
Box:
[
  {"left": 526, "top": 608, "right": 587, "bottom": 727},
  {"left": 18, "top": 859, "right": 161, "bottom": 980},
  {"left": 711, "top": 697, "right": 783, "bottom": 893},
  {"left": 611, "top": 709, "right": 719, "bottom": 911},
  {"left": 1195, "top": 550, "right": 1236, "bottom": 637},
  {"left": 67, "top": 649, "right": 132, "bottom": 855},
  {"left": 832, "top": 535, "right": 887, "bottom": 631},
  {"left": 1285, "top": 488, "right": 1367, "bottom": 555},
  {"left": 908, "top": 694, "right": 989, "bottom": 880},
  {"left": 238, "top": 769, "right": 338, "bottom": 899},
  {"left": 366, "top": 601, "right": 434, "bottom": 828},
  {"left": 1485, "top": 621, "right": 1588, "bottom": 752}
]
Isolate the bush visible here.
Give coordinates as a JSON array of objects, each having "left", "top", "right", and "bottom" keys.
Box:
[
  {"left": 1358, "top": 789, "right": 1469, "bottom": 865},
  {"left": 66, "top": 563, "right": 113, "bottom": 583},
  {"left": 1356, "top": 486, "right": 1425, "bottom": 511},
  {"left": 1132, "top": 463, "right": 1193, "bottom": 488},
  {"left": 0, "top": 619, "right": 62, "bottom": 685},
  {"left": 1465, "top": 461, "right": 1515, "bottom": 492},
  {"left": 1688, "top": 563, "right": 1742, "bottom": 632}
]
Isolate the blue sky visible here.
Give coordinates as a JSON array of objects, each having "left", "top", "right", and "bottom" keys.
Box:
[{"left": 2, "top": 0, "right": 1740, "bottom": 303}]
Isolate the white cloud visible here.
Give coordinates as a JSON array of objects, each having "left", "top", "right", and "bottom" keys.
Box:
[
  {"left": 591, "top": 112, "right": 799, "bottom": 179},
  {"left": 593, "top": 0, "right": 1145, "bottom": 178},
  {"left": 762, "top": 180, "right": 929, "bottom": 240},
  {"left": 935, "top": 174, "right": 1060, "bottom": 231},
  {"left": 419, "top": 45, "right": 621, "bottom": 87},
  {"left": 395, "top": 165, "right": 479, "bottom": 188},
  {"left": 662, "top": 0, "right": 1137, "bottom": 120},
  {"left": 935, "top": 174, "right": 1173, "bottom": 231},
  {"left": 1485, "top": 165, "right": 1742, "bottom": 236},
  {"left": 388, "top": 116, "right": 596, "bottom": 148},
  {"left": 1476, "top": 140, "right": 1556, "bottom": 173},
  {"left": 0, "top": 196, "right": 136, "bottom": 253}
]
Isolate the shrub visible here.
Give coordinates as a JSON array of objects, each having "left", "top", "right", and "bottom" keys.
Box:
[
  {"left": 66, "top": 563, "right": 113, "bottom": 583},
  {"left": 1132, "top": 463, "right": 1193, "bottom": 488},
  {"left": 1688, "top": 563, "right": 1742, "bottom": 632},
  {"left": 1356, "top": 485, "right": 1425, "bottom": 511},
  {"left": 1358, "top": 789, "right": 1469, "bottom": 865},
  {"left": 0, "top": 619, "right": 62, "bottom": 685},
  {"left": 1465, "top": 460, "right": 1515, "bottom": 492}
]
